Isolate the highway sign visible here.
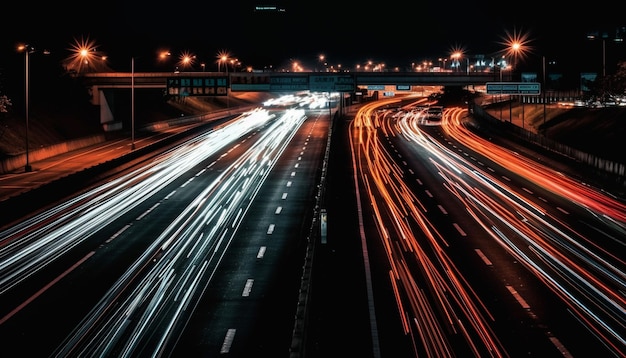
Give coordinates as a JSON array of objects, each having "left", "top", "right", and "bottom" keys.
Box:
[
  {"left": 309, "top": 75, "right": 355, "bottom": 92},
  {"left": 270, "top": 75, "right": 309, "bottom": 91},
  {"left": 486, "top": 82, "right": 541, "bottom": 95},
  {"left": 167, "top": 77, "right": 228, "bottom": 96}
]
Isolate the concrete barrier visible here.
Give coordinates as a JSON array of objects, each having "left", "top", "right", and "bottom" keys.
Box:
[
  {"left": 0, "top": 134, "right": 106, "bottom": 174},
  {"left": 0, "top": 104, "right": 262, "bottom": 175}
]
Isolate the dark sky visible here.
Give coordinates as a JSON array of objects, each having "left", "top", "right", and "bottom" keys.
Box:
[{"left": 2, "top": 1, "right": 625, "bottom": 74}]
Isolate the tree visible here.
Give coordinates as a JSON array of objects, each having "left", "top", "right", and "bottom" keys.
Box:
[
  {"left": 0, "top": 95, "right": 11, "bottom": 113},
  {"left": 590, "top": 61, "right": 626, "bottom": 104}
]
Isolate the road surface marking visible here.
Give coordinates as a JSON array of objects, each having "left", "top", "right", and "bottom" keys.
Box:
[
  {"left": 220, "top": 329, "right": 236, "bottom": 353},
  {"left": 474, "top": 249, "right": 493, "bottom": 266}
]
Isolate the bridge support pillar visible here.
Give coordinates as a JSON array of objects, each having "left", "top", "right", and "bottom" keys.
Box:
[{"left": 91, "top": 86, "right": 122, "bottom": 132}]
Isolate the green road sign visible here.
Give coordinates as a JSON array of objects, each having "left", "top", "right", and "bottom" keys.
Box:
[{"left": 486, "top": 82, "right": 541, "bottom": 95}]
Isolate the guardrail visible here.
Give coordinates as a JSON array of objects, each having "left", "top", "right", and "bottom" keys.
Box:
[{"left": 472, "top": 103, "right": 626, "bottom": 188}]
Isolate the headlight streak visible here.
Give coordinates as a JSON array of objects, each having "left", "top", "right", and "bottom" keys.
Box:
[
  {"left": 0, "top": 110, "right": 279, "bottom": 297},
  {"left": 351, "top": 100, "right": 509, "bottom": 357},
  {"left": 51, "top": 109, "right": 307, "bottom": 356},
  {"left": 350, "top": 99, "right": 626, "bottom": 357},
  {"left": 443, "top": 108, "right": 626, "bottom": 226},
  {"left": 395, "top": 106, "right": 626, "bottom": 356}
]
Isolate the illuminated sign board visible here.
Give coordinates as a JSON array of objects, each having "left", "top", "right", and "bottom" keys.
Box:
[
  {"left": 270, "top": 75, "right": 309, "bottom": 91},
  {"left": 309, "top": 75, "right": 355, "bottom": 92},
  {"left": 167, "top": 77, "right": 228, "bottom": 96},
  {"left": 486, "top": 82, "right": 541, "bottom": 95},
  {"left": 231, "top": 73, "right": 355, "bottom": 92}
]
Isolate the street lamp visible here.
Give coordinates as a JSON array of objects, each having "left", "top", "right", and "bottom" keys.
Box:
[
  {"left": 587, "top": 32, "right": 608, "bottom": 77},
  {"left": 131, "top": 57, "right": 136, "bottom": 150},
  {"left": 225, "top": 57, "right": 230, "bottom": 109},
  {"left": 542, "top": 55, "right": 547, "bottom": 125},
  {"left": 216, "top": 50, "right": 230, "bottom": 72},
  {"left": 217, "top": 53, "right": 231, "bottom": 109},
  {"left": 18, "top": 44, "right": 36, "bottom": 172},
  {"left": 131, "top": 52, "right": 173, "bottom": 150},
  {"left": 451, "top": 52, "right": 461, "bottom": 72}
]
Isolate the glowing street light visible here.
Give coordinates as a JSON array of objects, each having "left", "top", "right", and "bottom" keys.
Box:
[
  {"left": 65, "top": 37, "right": 108, "bottom": 75},
  {"left": 216, "top": 50, "right": 231, "bottom": 72},
  {"left": 451, "top": 51, "right": 461, "bottom": 72},
  {"left": 499, "top": 27, "right": 533, "bottom": 75},
  {"left": 17, "top": 44, "right": 35, "bottom": 172},
  {"left": 17, "top": 44, "right": 49, "bottom": 172},
  {"left": 216, "top": 50, "right": 232, "bottom": 109},
  {"left": 179, "top": 52, "right": 196, "bottom": 71}
]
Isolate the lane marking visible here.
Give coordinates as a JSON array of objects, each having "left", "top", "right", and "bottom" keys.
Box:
[
  {"left": 220, "top": 329, "right": 236, "bottom": 354},
  {"left": 453, "top": 223, "right": 467, "bottom": 236},
  {"left": 257, "top": 246, "right": 266, "bottom": 259},
  {"left": 474, "top": 248, "right": 493, "bottom": 266},
  {"left": 242, "top": 279, "right": 254, "bottom": 297},
  {"left": 506, "top": 285, "right": 530, "bottom": 309}
]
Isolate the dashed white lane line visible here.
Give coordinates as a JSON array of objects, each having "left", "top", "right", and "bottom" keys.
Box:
[
  {"left": 220, "top": 328, "right": 236, "bottom": 354},
  {"left": 242, "top": 279, "right": 254, "bottom": 297},
  {"left": 474, "top": 248, "right": 493, "bottom": 266},
  {"left": 506, "top": 285, "right": 530, "bottom": 309}
]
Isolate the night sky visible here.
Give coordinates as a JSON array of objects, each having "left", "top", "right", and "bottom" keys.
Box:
[{"left": 2, "top": 1, "right": 625, "bottom": 75}]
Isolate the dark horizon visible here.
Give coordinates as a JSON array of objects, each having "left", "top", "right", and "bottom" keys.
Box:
[{"left": 2, "top": 1, "right": 626, "bottom": 103}]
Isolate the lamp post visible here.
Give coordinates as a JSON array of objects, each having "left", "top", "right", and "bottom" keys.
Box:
[
  {"left": 499, "top": 64, "right": 504, "bottom": 121},
  {"left": 451, "top": 52, "right": 461, "bottom": 72},
  {"left": 218, "top": 55, "right": 231, "bottom": 109},
  {"left": 226, "top": 58, "right": 230, "bottom": 109},
  {"left": 131, "top": 57, "right": 136, "bottom": 150},
  {"left": 586, "top": 30, "right": 624, "bottom": 78},
  {"left": 24, "top": 46, "right": 32, "bottom": 171},
  {"left": 19, "top": 44, "right": 35, "bottom": 172},
  {"left": 543, "top": 55, "right": 547, "bottom": 125},
  {"left": 593, "top": 36, "right": 607, "bottom": 78}
]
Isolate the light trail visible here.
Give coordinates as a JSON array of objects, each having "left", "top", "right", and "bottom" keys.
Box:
[
  {"left": 51, "top": 108, "right": 307, "bottom": 356},
  {"left": 369, "top": 103, "right": 626, "bottom": 356},
  {"left": 0, "top": 105, "right": 309, "bottom": 356},
  {"left": 350, "top": 100, "right": 509, "bottom": 357}
]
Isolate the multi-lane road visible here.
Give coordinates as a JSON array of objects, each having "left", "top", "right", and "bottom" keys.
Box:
[
  {"left": 0, "top": 103, "right": 333, "bottom": 356},
  {"left": 339, "top": 96, "right": 625, "bottom": 357},
  {"left": 0, "top": 93, "right": 624, "bottom": 357}
]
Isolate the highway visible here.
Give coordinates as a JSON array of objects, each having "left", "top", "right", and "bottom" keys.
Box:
[
  {"left": 343, "top": 97, "right": 626, "bottom": 357},
  {"left": 0, "top": 91, "right": 625, "bottom": 357},
  {"left": 0, "top": 101, "right": 332, "bottom": 356}
]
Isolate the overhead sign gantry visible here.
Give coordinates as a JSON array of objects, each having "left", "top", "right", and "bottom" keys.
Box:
[
  {"left": 228, "top": 73, "right": 356, "bottom": 92},
  {"left": 486, "top": 82, "right": 541, "bottom": 95}
]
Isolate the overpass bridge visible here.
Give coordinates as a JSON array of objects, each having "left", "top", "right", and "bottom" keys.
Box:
[
  {"left": 82, "top": 70, "right": 508, "bottom": 93},
  {"left": 80, "top": 71, "right": 510, "bottom": 130}
]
